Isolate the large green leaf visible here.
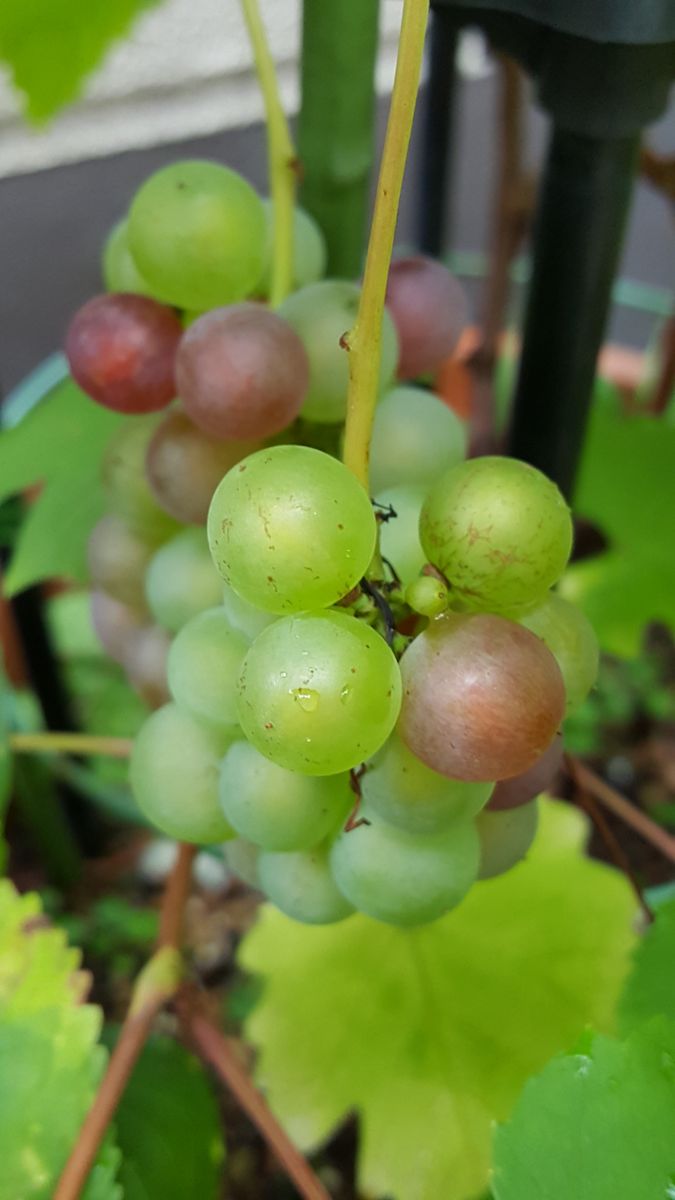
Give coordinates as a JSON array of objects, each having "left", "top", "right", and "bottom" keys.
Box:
[
  {"left": 239, "top": 800, "right": 637, "bottom": 1200},
  {"left": 618, "top": 896, "right": 675, "bottom": 1035},
  {"left": 0, "top": 377, "right": 123, "bottom": 596},
  {"left": 108, "top": 1033, "right": 225, "bottom": 1199},
  {"left": 0, "top": 881, "right": 121, "bottom": 1198},
  {"left": 0, "top": 0, "right": 165, "bottom": 122},
  {"left": 492, "top": 1020, "right": 675, "bottom": 1200},
  {"left": 563, "top": 399, "right": 675, "bottom": 656}
]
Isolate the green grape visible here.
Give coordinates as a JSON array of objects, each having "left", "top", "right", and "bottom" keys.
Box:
[
  {"left": 279, "top": 280, "right": 398, "bottom": 423},
  {"left": 330, "top": 803, "right": 479, "bottom": 926},
  {"left": 237, "top": 610, "right": 402, "bottom": 775},
  {"left": 128, "top": 160, "right": 267, "bottom": 310},
  {"left": 222, "top": 837, "right": 261, "bottom": 888},
  {"left": 102, "top": 218, "right": 153, "bottom": 296},
  {"left": 258, "top": 844, "right": 354, "bottom": 924},
  {"left": 405, "top": 574, "right": 448, "bottom": 618},
  {"left": 130, "top": 703, "right": 234, "bottom": 843},
  {"left": 419, "top": 457, "right": 574, "bottom": 613},
  {"left": 221, "top": 582, "right": 277, "bottom": 641},
  {"left": 518, "top": 593, "right": 599, "bottom": 712},
  {"left": 370, "top": 385, "right": 466, "bottom": 493},
  {"left": 476, "top": 799, "right": 539, "bottom": 879},
  {"left": 145, "top": 528, "right": 223, "bottom": 634},
  {"left": 102, "top": 416, "right": 180, "bottom": 542},
  {"left": 363, "top": 733, "right": 492, "bottom": 834},
  {"left": 208, "top": 445, "right": 376, "bottom": 614},
  {"left": 256, "top": 201, "right": 327, "bottom": 295},
  {"left": 219, "top": 740, "right": 349, "bottom": 851},
  {"left": 167, "top": 607, "right": 249, "bottom": 731},
  {"left": 378, "top": 484, "right": 427, "bottom": 586}
]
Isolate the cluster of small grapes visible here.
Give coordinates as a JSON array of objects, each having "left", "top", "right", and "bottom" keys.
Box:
[{"left": 66, "top": 158, "right": 599, "bottom": 928}]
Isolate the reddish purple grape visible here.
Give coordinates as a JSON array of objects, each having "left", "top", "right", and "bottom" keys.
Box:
[
  {"left": 398, "top": 613, "right": 565, "bottom": 782},
  {"left": 65, "top": 293, "right": 181, "bottom": 413},
  {"left": 175, "top": 303, "right": 309, "bottom": 439},
  {"left": 90, "top": 591, "right": 144, "bottom": 664},
  {"left": 487, "top": 732, "right": 564, "bottom": 811},
  {"left": 123, "top": 625, "right": 171, "bottom": 709},
  {"left": 146, "top": 409, "right": 259, "bottom": 524},
  {"left": 385, "top": 256, "right": 468, "bottom": 380}
]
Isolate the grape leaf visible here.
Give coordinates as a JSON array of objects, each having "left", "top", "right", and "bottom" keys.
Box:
[
  {"left": 0, "top": 881, "right": 121, "bottom": 1198},
  {"left": 0, "top": 375, "right": 122, "bottom": 596},
  {"left": 492, "top": 1020, "right": 675, "bottom": 1200},
  {"left": 618, "top": 896, "right": 675, "bottom": 1034},
  {"left": 562, "top": 399, "right": 675, "bottom": 656},
  {"left": 107, "top": 1033, "right": 225, "bottom": 1199},
  {"left": 0, "top": 0, "right": 165, "bottom": 122},
  {"left": 239, "top": 800, "right": 637, "bottom": 1200}
]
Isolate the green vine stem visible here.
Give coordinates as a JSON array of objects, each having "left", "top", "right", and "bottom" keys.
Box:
[
  {"left": 9, "top": 731, "right": 132, "bottom": 758},
  {"left": 342, "top": 0, "right": 430, "bottom": 491},
  {"left": 241, "top": 0, "right": 296, "bottom": 306},
  {"left": 298, "top": 0, "right": 380, "bottom": 277}
]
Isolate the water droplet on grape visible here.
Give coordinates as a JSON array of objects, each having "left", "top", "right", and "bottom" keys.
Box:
[
  {"left": 340, "top": 685, "right": 351, "bottom": 705},
  {"left": 291, "top": 687, "right": 319, "bottom": 712}
]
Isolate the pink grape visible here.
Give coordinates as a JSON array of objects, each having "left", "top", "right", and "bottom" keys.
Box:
[
  {"left": 87, "top": 514, "right": 154, "bottom": 611},
  {"left": 65, "top": 293, "right": 181, "bottom": 413},
  {"left": 90, "top": 591, "right": 143, "bottom": 664},
  {"left": 398, "top": 613, "right": 565, "bottom": 782},
  {"left": 385, "top": 256, "right": 468, "bottom": 380},
  {"left": 175, "top": 304, "right": 309, "bottom": 439},
  {"left": 123, "top": 625, "right": 171, "bottom": 709},
  {"left": 487, "top": 732, "right": 564, "bottom": 811},
  {"left": 145, "top": 409, "right": 258, "bottom": 524}
]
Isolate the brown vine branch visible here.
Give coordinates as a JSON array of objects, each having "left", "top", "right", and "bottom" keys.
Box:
[
  {"left": 9, "top": 731, "right": 133, "bottom": 758},
  {"left": 565, "top": 755, "right": 653, "bottom": 925},
  {"left": 176, "top": 990, "right": 331, "bottom": 1200},
  {"left": 54, "top": 843, "right": 196, "bottom": 1200},
  {"left": 566, "top": 756, "right": 675, "bottom": 864},
  {"left": 639, "top": 145, "right": 675, "bottom": 204}
]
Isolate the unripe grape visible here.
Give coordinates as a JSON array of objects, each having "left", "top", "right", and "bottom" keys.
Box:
[
  {"left": 167, "top": 608, "right": 248, "bottom": 732},
  {"left": 237, "top": 610, "right": 402, "bottom": 775},
  {"left": 488, "top": 732, "right": 563, "bottom": 811},
  {"left": 102, "top": 417, "right": 180, "bottom": 542},
  {"left": 330, "top": 803, "right": 479, "bottom": 926},
  {"left": 279, "top": 280, "right": 398, "bottom": 424},
  {"left": 223, "top": 837, "right": 261, "bottom": 888},
  {"left": 378, "top": 484, "right": 427, "bottom": 587},
  {"left": 102, "top": 218, "right": 152, "bottom": 296},
  {"left": 258, "top": 845, "right": 354, "bottom": 924},
  {"left": 256, "top": 201, "right": 327, "bottom": 294},
  {"left": 128, "top": 160, "right": 267, "bottom": 310},
  {"left": 87, "top": 514, "right": 153, "bottom": 611},
  {"left": 476, "top": 800, "right": 539, "bottom": 879},
  {"left": 90, "top": 591, "right": 143, "bottom": 664},
  {"left": 145, "top": 409, "right": 258, "bottom": 525},
  {"left": 405, "top": 574, "right": 449, "bottom": 618},
  {"left": 419, "top": 457, "right": 573, "bottom": 613},
  {"left": 370, "top": 385, "right": 466, "bottom": 493},
  {"left": 518, "top": 593, "right": 599, "bottom": 712},
  {"left": 176, "top": 305, "right": 309, "bottom": 440},
  {"left": 130, "top": 703, "right": 234, "bottom": 843},
  {"left": 221, "top": 582, "right": 277, "bottom": 642},
  {"left": 123, "top": 625, "right": 171, "bottom": 709},
  {"left": 398, "top": 612, "right": 565, "bottom": 781},
  {"left": 363, "top": 733, "right": 491, "bottom": 834},
  {"left": 65, "top": 294, "right": 181, "bottom": 414},
  {"left": 385, "top": 256, "right": 467, "bottom": 380},
  {"left": 145, "top": 529, "right": 223, "bottom": 634},
  {"left": 208, "top": 446, "right": 376, "bottom": 614}
]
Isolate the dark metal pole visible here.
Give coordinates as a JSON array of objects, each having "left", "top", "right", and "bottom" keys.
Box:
[
  {"left": 508, "top": 126, "right": 639, "bottom": 497},
  {"left": 418, "top": 7, "right": 458, "bottom": 256}
]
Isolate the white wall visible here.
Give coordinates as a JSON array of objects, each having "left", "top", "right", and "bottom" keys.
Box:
[{"left": 0, "top": 0, "right": 405, "bottom": 178}]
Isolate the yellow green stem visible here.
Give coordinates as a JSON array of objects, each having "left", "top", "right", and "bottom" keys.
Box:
[
  {"left": 241, "top": 0, "right": 296, "bottom": 307},
  {"left": 9, "top": 732, "right": 133, "bottom": 758},
  {"left": 342, "top": 0, "right": 430, "bottom": 491}
]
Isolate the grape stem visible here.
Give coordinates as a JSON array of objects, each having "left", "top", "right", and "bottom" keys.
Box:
[
  {"left": 342, "top": 0, "right": 430, "bottom": 491},
  {"left": 345, "top": 765, "right": 370, "bottom": 831},
  {"left": 240, "top": 0, "right": 297, "bottom": 307},
  {"left": 9, "top": 731, "right": 133, "bottom": 758},
  {"left": 566, "top": 755, "right": 675, "bottom": 864}
]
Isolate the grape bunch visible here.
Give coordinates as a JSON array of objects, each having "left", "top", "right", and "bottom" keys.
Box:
[{"left": 65, "top": 157, "right": 599, "bottom": 928}]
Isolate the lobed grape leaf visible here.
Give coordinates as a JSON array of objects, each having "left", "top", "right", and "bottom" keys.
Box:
[
  {"left": 491, "top": 1019, "right": 675, "bottom": 1200},
  {"left": 0, "top": 881, "right": 121, "bottom": 1199},
  {"left": 239, "top": 800, "right": 637, "bottom": 1200},
  {"left": 0, "top": 0, "right": 165, "bottom": 122},
  {"left": 107, "top": 1032, "right": 226, "bottom": 1200},
  {"left": 0, "top": 375, "right": 122, "bottom": 597},
  {"left": 618, "top": 895, "right": 675, "bottom": 1035},
  {"left": 562, "top": 397, "right": 675, "bottom": 656}
]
